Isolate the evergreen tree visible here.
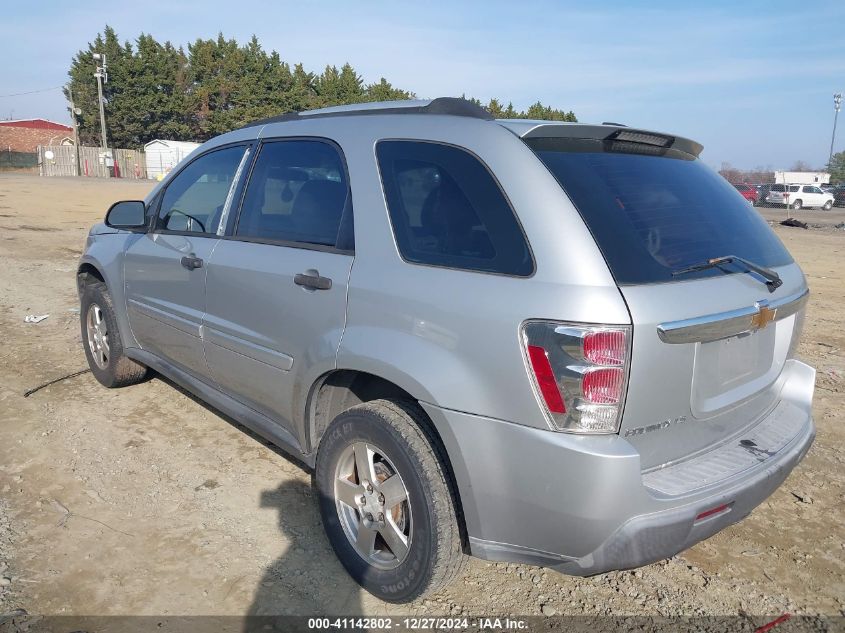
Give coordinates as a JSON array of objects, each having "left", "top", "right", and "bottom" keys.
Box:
[
  {"left": 129, "top": 34, "right": 191, "bottom": 144},
  {"left": 65, "top": 27, "right": 576, "bottom": 148},
  {"left": 287, "top": 63, "right": 318, "bottom": 112},
  {"left": 364, "top": 78, "right": 414, "bottom": 102},
  {"left": 826, "top": 151, "right": 845, "bottom": 184},
  {"left": 315, "top": 63, "right": 366, "bottom": 107}
]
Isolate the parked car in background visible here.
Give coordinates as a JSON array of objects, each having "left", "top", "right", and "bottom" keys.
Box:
[
  {"left": 733, "top": 183, "right": 758, "bottom": 204},
  {"left": 77, "top": 98, "right": 816, "bottom": 602},
  {"left": 756, "top": 184, "right": 773, "bottom": 206},
  {"left": 765, "top": 184, "right": 833, "bottom": 209},
  {"left": 765, "top": 184, "right": 797, "bottom": 206},
  {"left": 787, "top": 185, "right": 834, "bottom": 210},
  {"left": 832, "top": 186, "right": 845, "bottom": 207}
]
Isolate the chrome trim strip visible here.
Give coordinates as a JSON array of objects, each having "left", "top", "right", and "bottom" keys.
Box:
[
  {"left": 657, "top": 288, "right": 809, "bottom": 344},
  {"left": 216, "top": 146, "right": 251, "bottom": 236}
]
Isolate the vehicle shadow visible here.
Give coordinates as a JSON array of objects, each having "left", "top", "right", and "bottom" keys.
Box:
[
  {"left": 243, "top": 479, "right": 364, "bottom": 631},
  {"left": 151, "top": 373, "right": 311, "bottom": 468},
  {"left": 147, "top": 375, "right": 366, "bottom": 628}
]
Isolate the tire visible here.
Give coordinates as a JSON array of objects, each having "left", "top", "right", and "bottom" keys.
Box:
[
  {"left": 823, "top": 200, "right": 833, "bottom": 211},
  {"left": 80, "top": 280, "right": 148, "bottom": 388},
  {"left": 791, "top": 199, "right": 803, "bottom": 210},
  {"left": 315, "top": 399, "right": 464, "bottom": 603}
]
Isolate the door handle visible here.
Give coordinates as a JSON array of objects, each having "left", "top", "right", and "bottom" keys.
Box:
[
  {"left": 180, "top": 255, "right": 204, "bottom": 270},
  {"left": 294, "top": 270, "right": 332, "bottom": 290}
]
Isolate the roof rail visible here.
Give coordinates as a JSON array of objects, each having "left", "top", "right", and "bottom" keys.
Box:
[{"left": 239, "top": 97, "right": 493, "bottom": 129}]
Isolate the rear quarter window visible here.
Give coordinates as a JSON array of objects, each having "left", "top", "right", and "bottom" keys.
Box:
[
  {"left": 376, "top": 140, "right": 533, "bottom": 276},
  {"left": 526, "top": 137, "right": 792, "bottom": 285}
]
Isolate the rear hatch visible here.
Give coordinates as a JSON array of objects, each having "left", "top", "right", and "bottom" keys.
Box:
[{"left": 524, "top": 130, "right": 807, "bottom": 470}]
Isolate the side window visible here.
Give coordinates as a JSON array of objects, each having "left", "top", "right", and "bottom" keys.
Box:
[
  {"left": 376, "top": 141, "right": 533, "bottom": 276},
  {"left": 235, "top": 140, "right": 351, "bottom": 249},
  {"left": 157, "top": 146, "right": 247, "bottom": 234}
]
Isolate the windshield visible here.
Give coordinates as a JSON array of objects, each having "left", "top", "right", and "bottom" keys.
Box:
[{"left": 525, "top": 137, "right": 793, "bottom": 285}]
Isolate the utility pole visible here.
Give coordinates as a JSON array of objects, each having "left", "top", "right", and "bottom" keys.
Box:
[
  {"left": 830, "top": 93, "right": 842, "bottom": 170},
  {"left": 93, "top": 53, "right": 108, "bottom": 149},
  {"left": 67, "top": 86, "right": 82, "bottom": 176}
]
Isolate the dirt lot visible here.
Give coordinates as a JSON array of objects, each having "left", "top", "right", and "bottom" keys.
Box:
[{"left": 0, "top": 174, "right": 843, "bottom": 620}]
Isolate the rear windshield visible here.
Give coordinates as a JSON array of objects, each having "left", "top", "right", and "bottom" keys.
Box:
[
  {"left": 771, "top": 184, "right": 800, "bottom": 192},
  {"left": 525, "top": 137, "right": 792, "bottom": 285}
]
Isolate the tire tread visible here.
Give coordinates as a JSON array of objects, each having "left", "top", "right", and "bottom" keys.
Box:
[
  {"left": 81, "top": 280, "right": 148, "bottom": 388},
  {"left": 317, "top": 398, "right": 465, "bottom": 601}
]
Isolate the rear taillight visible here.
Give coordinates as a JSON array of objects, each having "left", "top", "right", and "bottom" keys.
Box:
[{"left": 522, "top": 321, "right": 631, "bottom": 434}]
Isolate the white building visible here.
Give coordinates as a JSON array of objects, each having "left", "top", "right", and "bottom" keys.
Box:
[
  {"left": 774, "top": 171, "right": 830, "bottom": 185},
  {"left": 144, "top": 139, "right": 201, "bottom": 180}
]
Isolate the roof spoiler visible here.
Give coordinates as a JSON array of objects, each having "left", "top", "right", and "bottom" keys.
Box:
[{"left": 518, "top": 123, "right": 704, "bottom": 157}]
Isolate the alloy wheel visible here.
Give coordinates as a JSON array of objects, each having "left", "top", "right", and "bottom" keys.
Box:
[
  {"left": 86, "top": 303, "right": 110, "bottom": 369},
  {"left": 334, "top": 441, "right": 412, "bottom": 570}
]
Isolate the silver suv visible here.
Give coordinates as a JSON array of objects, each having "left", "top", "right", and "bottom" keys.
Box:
[{"left": 78, "top": 98, "right": 816, "bottom": 602}]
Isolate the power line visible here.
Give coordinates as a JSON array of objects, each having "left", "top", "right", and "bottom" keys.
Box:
[{"left": 0, "top": 85, "right": 64, "bottom": 98}]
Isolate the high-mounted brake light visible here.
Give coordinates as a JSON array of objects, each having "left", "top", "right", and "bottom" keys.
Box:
[
  {"left": 522, "top": 322, "right": 631, "bottom": 434},
  {"left": 610, "top": 130, "right": 673, "bottom": 147}
]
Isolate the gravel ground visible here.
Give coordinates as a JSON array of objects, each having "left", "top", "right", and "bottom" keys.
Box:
[{"left": 0, "top": 174, "right": 842, "bottom": 622}]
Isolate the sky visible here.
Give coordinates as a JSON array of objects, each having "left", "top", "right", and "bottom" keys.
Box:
[{"left": 1, "top": 0, "right": 843, "bottom": 170}]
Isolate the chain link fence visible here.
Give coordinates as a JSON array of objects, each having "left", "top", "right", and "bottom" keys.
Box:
[{"left": 0, "top": 149, "right": 38, "bottom": 171}]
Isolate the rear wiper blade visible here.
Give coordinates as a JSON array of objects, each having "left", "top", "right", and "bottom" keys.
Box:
[{"left": 672, "top": 255, "right": 783, "bottom": 293}]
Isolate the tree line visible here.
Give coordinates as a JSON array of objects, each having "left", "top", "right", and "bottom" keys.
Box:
[{"left": 66, "top": 27, "right": 577, "bottom": 149}]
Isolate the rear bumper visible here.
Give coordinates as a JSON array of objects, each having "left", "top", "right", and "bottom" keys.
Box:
[
  {"left": 421, "top": 359, "right": 815, "bottom": 575},
  {"left": 553, "top": 412, "right": 814, "bottom": 575}
]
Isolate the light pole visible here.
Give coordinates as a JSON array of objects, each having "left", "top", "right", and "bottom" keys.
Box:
[
  {"left": 829, "top": 93, "right": 842, "bottom": 170},
  {"left": 67, "top": 85, "right": 82, "bottom": 176},
  {"left": 93, "top": 53, "right": 108, "bottom": 150}
]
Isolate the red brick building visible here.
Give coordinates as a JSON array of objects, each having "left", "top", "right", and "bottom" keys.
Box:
[{"left": 0, "top": 119, "right": 73, "bottom": 153}]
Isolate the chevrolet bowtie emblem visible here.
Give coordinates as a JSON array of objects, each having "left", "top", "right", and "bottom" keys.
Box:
[{"left": 750, "top": 302, "right": 777, "bottom": 330}]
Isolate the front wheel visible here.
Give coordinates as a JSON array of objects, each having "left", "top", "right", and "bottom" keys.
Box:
[
  {"left": 791, "top": 199, "right": 803, "bottom": 210},
  {"left": 80, "top": 280, "right": 148, "bottom": 388},
  {"left": 823, "top": 200, "right": 833, "bottom": 211},
  {"left": 315, "top": 399, "right": 464, "bottom": 603}
]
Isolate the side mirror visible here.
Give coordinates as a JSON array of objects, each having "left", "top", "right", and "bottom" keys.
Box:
[{"left": 105, "top": 200, "right": 146, "bottom": 230}]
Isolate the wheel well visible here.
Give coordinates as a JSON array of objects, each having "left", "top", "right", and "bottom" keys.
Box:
[
  {"left": 77, "top": 263, "right": 105, "bottom": 294},
  {"left": 309, "top": 370, "right": 415, "bottom": 451},
  {"left": 308, "top": 370, "right": 469, "bottom": 549}
]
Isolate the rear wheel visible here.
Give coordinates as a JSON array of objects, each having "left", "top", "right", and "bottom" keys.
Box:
[
  {"left": 791, "top": 199, "right": 803, "bottom": 210},
  {"left": 823, "top": 200, "right": 833, "bottom": 211},
  {"left": 80, "top": 280, "right": 148, "bottom": 388},
  {"left": 315, "top": 399, "right": 464, "bottom": 603}
]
